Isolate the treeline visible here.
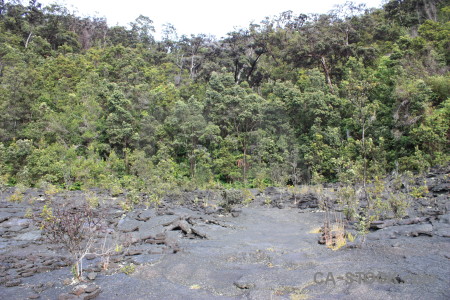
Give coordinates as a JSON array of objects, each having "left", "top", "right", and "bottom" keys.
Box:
[{"left": 0, "top": 0, "right": 449, "bottom": 194}]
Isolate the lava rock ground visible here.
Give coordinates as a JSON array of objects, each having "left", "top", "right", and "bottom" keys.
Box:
[{"left": 0, "top": 167, "right": 449, "bottom": 299}]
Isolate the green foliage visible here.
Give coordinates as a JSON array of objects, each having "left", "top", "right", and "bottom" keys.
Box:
[
  {"left": 242, "top": 189, "right": 255, "bottom": 205},
  {"left": 85, "top": 191, "right": 100, "bottom": 208},
  {"left": 355, "top": 213, "right": 369, "bottom": 239},
  {"left": 120, "top": 263, "right": 136, "bottom": 275},
  {"left": 0, "top": 1, "right": 447, "bottom": 191},
  {"left": 9, "top": 190, "right": 24, "bottom": 203},
  {"left": 220, "top": 189, "right": 243, "bottom": 212},
  {"left": 337, "top": 186, "right": 359, "bottom": 221},
  {"left": 388, "top": 193, "right": 410, "bottom": 219},
  {"left": 410, "top": 184, "right": 429, "bottom": 199}
]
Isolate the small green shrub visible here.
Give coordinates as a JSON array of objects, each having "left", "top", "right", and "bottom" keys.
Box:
[
  {"left": 110, "top": 184, "right": 124, "bottom": 197},
  {"left": 410, "top": 184, "right": 429, "bottom": 199},
  {"left": 119, "top": 201, "right": 133, "bottom": 212},
  {"left": 9, "top": 191, "right": 24, "bottom": 202},
  {"left": 366, "top": 176, "right": 385, "bottom": 210},
  {"left": 44, "top": 184, "right": 60, "bottom": 195},
  {"left": 373, "top": 198, "right": 391, "bottom": 219},
  {"left": 242, "top": 189, "right": 254, "bottom": 205},
  {"left": 355, "top": 213, "right": 369, "bottom": 244},
  {"left": 68, "top": 181, "right": 83, "bottom": 191},
  {"left": 24, "top": 207, "right": 34, "bottom": 219},
  {"left": 389, "top": 193, "right": 410, "bottom": 219},
  {"left": 120, "top": 263, "right": 136, "bottom": 275},
  {"left": 85, "top": 191, "right": 100, "bottom": 208},
  {"left": 220, "top": 189, "right": 243, "bottom": 212},
  {"left": 337, "top": 186, "right": 359, "bottom": 221},
  {"left": 126, "top": 189, "right": 141, "bottom": 205}
]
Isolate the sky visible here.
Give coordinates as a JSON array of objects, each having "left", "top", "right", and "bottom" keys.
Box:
[{"left": 36, "top": 0, "right": 385, "bottom": 39}]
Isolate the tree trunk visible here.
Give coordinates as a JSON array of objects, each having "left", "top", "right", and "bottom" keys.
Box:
[
  {"left": 362, "top": 120, "right": 368, "bottom": 204},
  {"left": 243, "top": 143, "right": 247, "bottom": 184},
  {"left": 124, "top": 143, "right": 129, "bottom": 174},
  {"left": 235, "top": 65, "right": 243, "bottom": 84},
  {"left": 25, "top": 32, "right": 33, "bottom": 48},
  {"left": 189, "top": 151, "right": 195, "bottom": 178},
  {"left": 190, "top": 54, "right": 195, "bottom": 79},
  {"left": 246, "top": 52, "right": 263, "bottom": 82},
  {"left": 422, "top": 0, "right": 438, "bottom": 21},
  {"left": 320, "top": 56, "right": 335, "bottom": 93}
]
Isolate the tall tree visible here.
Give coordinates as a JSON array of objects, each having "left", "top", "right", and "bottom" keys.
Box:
[{"left": 205, "top": 72, "right": 265, "bottom": 183}]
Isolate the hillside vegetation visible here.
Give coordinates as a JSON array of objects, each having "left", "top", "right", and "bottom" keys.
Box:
[{"left": 0, "top": 0, "right": 449, "bottom": 196}]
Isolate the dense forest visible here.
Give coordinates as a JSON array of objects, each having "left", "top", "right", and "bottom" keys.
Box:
[{"left": 0, "top": 0, "right": 448, "bottom": 199}]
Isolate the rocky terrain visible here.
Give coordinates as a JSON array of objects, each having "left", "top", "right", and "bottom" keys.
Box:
[{"left": 0, "top": 166, "right": 449, "bottom": 300}]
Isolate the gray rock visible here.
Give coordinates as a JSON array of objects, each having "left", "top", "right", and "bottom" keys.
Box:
[
  {"left": 167, "top": 219, "right": 192, "bottom": 234},
  {"left": 87, "top": 272, "right": 97, "bottom": 280},
  {"left": 81, "top": 287, "right": 101, "bottom": 300},
  {"left": 205, "top": 207, "right": 219, "bottom": 214},
  {"left": 432, "top": 183, "right": 450, "bottom": 193},
  {"left": 138, "top": 215, "right": 179, "bottom": 230},
  {"left": 139, "top": 225, "right": 165, "bottom": 241},
  {"left": 0, "top": 212, "right": 10, "bottom": 224},
  {"left": 234, "top": 279, "right": 256, "bottom": 289},
  {"left": 264, "top": 187, "right": 279, "bottom": 195},
  {"left": 126, "top": 248, "right": 144, "bottom": 256},
  {"left": 191, "top": 226, "right": 208, "bottom": 239},
  {"left": 2, "top": 218, "right": 30, "bottom": 228},
  {"left": 5, "top": 279, "right": 22, "bottom": 287},
  {"left": 439, "top": 214, "right": 450, "bottom": 224},
  {"left": 137, "top": 210, "right": 156, "bottom": 221},
  {"left": 117, "top": 218, "right": 141, "bottom": 232},
  {"left": 84, "top": 284, "right": 98, "bottom": 293},
  {"left": 406, "top": 223, "right": 433, "bottom": 236},
  {"left": 297, "top": 192, "right": 319, "bottom": 209},
  {"left": 58, "top": 293, "right": 76, "bottom": 300},
  {"left": 369, "top": 223, "right": 433, "bottom": 240},
  {"left": 21, "top": 271, "right": 35, "bottom": 277},
  {"left": 165, "top": 231, "right": 180, "bottom": 247},
  {"left": 14, "top": 230, "right": 41, "bottom": 241},
  {"left": 71, "top": 284, "right": 88, "bottom": 296},
  {"left": 433, "top": 222, "right": 450, "bottom": 238},
  {"left": 85, "top": 254, "right": 96, "bottom": 260},
  {"left": 146, "top": 245, "right": 165, "bottom": 254},
  {"left": 231, "top": 211, "right": 240, "bottom": 217},
  {"left": 7, "top": 225, "right": 26, "bottom": 232},
  {"left": 129, "top": 254, "right": 162, "bottom": 265}
]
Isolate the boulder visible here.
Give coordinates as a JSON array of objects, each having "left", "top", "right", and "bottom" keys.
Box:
[
  {"left": 431, "top": 183, "right": 450, "bottom": 193},
  {"left": 117, "top": 218, "right": 141, "bottom": 233},
  {"left": 14, "top": 230, "right": 42, "bottom": 241},
  {"left": 433, "top": 222, "right": 450, "bottom": 238}
]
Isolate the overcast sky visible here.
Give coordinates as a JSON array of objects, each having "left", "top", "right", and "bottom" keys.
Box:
[{"left": 37, "top": 0, "right": 385, "bottom": 39}]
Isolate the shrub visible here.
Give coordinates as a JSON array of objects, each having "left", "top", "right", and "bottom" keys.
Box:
[
  {"left": 34, "top": 202, "right": 103, "bottom": 278},
  {"left": 373, "top": 197, "right": 391, "bottom": 220},
  {"left": 120, "top": 263, "right": 136, "bottom": 275},
  {"left": 85, "top": 191, "right": 100, "bottom": 208},
  {"left": 355, "top": 213, "right": 369, "bottom": 244},
  {"left": 8, "top": 184, "right": 27, "bottom": 203},
  {"left": 220, "top": 189, "right": 243, "bottom": 212},
  {"left": 44, "top": 183, "right": 60, "bottom": 195},
  {"left": 321, "top": 210, "right": 348, "bottom": 251},
  {"left": 389, "top": 193, "right": 410, "bottom": 219},
  {"left": 337, "top": 186, "right": 359, "bottom": 221},
  {"left": 410, "top": 184, "right": 429, "bottom": 199},
  {"left": 9, "top": 190, "right": 24, "bottom": 202},
  {"left": 242, "top": 189, "right": 254, "bottom": 205}
]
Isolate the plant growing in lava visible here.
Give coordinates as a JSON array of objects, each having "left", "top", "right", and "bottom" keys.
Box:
[{"left": 35, "top": 202, "right": 103, "bottom": 279}]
